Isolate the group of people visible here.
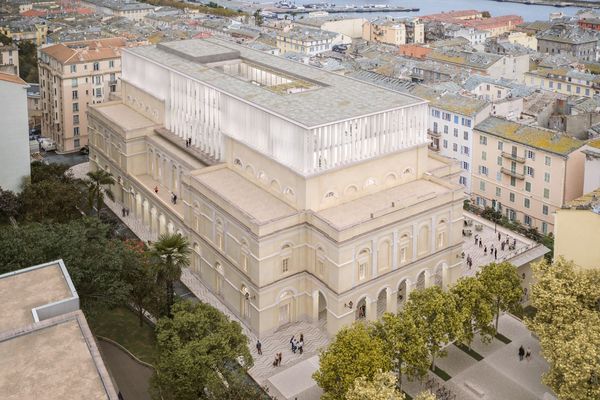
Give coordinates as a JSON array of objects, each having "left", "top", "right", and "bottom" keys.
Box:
[
  {"left": 184, "top": 138, "right": 192, "bottom": 148},
  {"left": 290, "top": 334, "right": 304, "bottom": 354},
  {"left": 518, "top": 345, "right": 532, "bottom": 362}
]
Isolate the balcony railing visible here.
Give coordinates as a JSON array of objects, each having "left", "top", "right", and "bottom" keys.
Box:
[
  {"left": 428, "top": 129, "right": 441, "bottom": 138},
  {"left": 428, "top": 143, "right": 440, "bottom": 152},
  {"left": 501, "top": 151, "right": 525, "bottom": 163},
  {"left": 501, "top": 167, "right": 525, "bottom": 180}
]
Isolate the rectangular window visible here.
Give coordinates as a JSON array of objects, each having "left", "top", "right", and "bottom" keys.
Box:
[
  {"left": 510, "top": 177, "right": 516, "bottom": 187},
  {"left": 95, "top": 88, "right": 102, "bottom": 98},
  {"left": 524, "top": 198, "right": 530, "bottom": 208},
  {"left": 454, "top": 115, "right": 459, "bottom": 124},
  {"left": 94, "top": 75, "right": 101, "bottom": 85},
  {"left": 359, "top": 263, "right": 367, "bottom": 280},
  {"left": 442, "top": 112, "right": 451, "bottom": 121},
  {"left": 524, "top": 215, "right": 532, "bottom": 226},
  {"left": 462, "top": 146, "right": 470, "bottom": 155},
  {"left": 497, "top": 171, "right": 502, "bottom": 182},
  {"left": 72, "top": 90, "right": 78, "bottom": 100},
  {"left": 544, "top": 172, "right": 550, "bottom": 183},
  {"left": 525, "top": 166, "right": 535, "bottom": 177},
  {"left": 462, "top": 161, "right": 469, "bottom": 170},
  {"left": 73, "top": 127, "right": 80, "bottom": 136},
  {"left": 461, "top": 118, "right": 472, "bottom": 127},
  {"left": 480, "top": 136, "right": 487, "bottom": 145},
  {"left": 453, "top": 143, "right": 458, "bottom": 152},
  {"left": 109, "top": 60, "right": 115, "bottom": 68},
  {"left": 545, "top": 156, "right": 551, "bottom": 166},
  {"left": 510, "top": 192, "right": 515, "bottom": 202},
  {"left": 444, "top": 125, "right": 449, "bottom": 134},
  {"left": 544, "top": 188, "right": 550, "bottom": 199},
  {"left": 93, "top": 62, "right": 100, "bottom": 71},
  {"left": 70, "top": 65, "right": 76, "bottom": 73},
  {"left": 459, "top": 176, "right": 467, "bottom": 185},
  {"left": 72, "top": 103, "right": 79, "bottom": 112},
  {"left": 480, "top": 181, "right": 485, "bottom": 191},
  {"left": 482, "top": 151, "right": 487, "bottom": 161},
  {"left": 525, "top": 182, "right": 531, "bottom": 192},
  {"left": 496, "top": 187, "right": 501, "bottom": 196},
  {"left": 74, "top": 138, "right": 80, "bottom": 148},
  {"left": 542, "top": 222, "right": 548, "bottom": 234},
  {"left": 497, "top": 156, "right": 502, "bottom": 166},
  {"left": 526, "top": 150, "right": 535, "bottom": 160},
  {"left": 73, "top": 115, "right": 79, "bottom": 125},
  {"left": 498, "top": 141, "right": 503, "bottom": 151},
  {"left": 282, "top": 258, "right": 289, "bottom": 273},
  {"left": 454, "top": 128, "right": 458, "bottom": 137},
  {"left": 71, "top": 78, "right": 77, "bottom": 87},
  {"left": 443, "top": 139, "right": 448, "bottom": 148},
  {"left": 216, "top": 233, "right": 223, "bottom": 250},
  {"left": 463, "top": 131, "right": 469, "bottom": 140},
  {"left": 543, "top": 205, "right": 549, "bottom": 215}
]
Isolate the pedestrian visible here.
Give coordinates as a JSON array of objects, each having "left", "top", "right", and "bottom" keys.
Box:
[
  {"left": 278, "top": 352, "right": 282, "bottom": 366},
  {"left": 290, "top": 336, "right": 295, "bottom": 352},
  {"left": 494, "top": 248, "right": 498, "bottom": 259},
  {"left": 484, "top": 246, "right": 487, "bottom": 255},
  {"left": 298, "top": 339, "right": 304, "bottom": 354},
  {"left": 273, "top": 356, "right": 278, "bottom": 367},
  {"left": 126, "top": 207, "right": 130, "bottom": 216},
  {"left": 173, "top": 194, "right": 177, "bottom": 204},
  {"left": 154, "top": 185, "right": 159, "bottom": 194},
  {"left": 525, "top": 347, "right": 531, "bottom": 362},
  {"left": 501, "top": 242, "right": 505, "bottom": 251},
  {"left": 479, "top": 240, "right": 482, "bottom": 248},
  {"left": 256, "top": 340, "right": 262, "bottom": 355},
  {"left": 122, "top": 207, "right": 126, "bottom": 217},
  {"left": 518, "top": 345, "right": 525, "bottom": 361},
  {"left": 498, "top": 232, "right": 501, "bottom": 241},
  {"left": 300, "top": 333, "right": 304, "bottom": 343}
]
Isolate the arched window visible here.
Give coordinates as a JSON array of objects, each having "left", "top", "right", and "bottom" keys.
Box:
[
  {"left": 233, "top": 158, "right": 242, "bottom": 168},
  {"left": 257, "top": 171, "right": 267, "bottom": 183},
  {"left": 281, "top": 243, "right": 292, "bottom": 274},
  {"left": 417, "top": 225, "right": 430, "bottom": 256},
  {"left": 325, "top": 191, "right": 336, "bottom": 199},
  {"left": 357, "top": 249, "right": 370, "bottom": 281},
  {"left": 270, "top": 179, "right": 281, "bottom": 192}
]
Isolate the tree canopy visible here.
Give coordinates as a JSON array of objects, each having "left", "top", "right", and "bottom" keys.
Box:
[
  {"left": 451, "top": 276, "right": 495, "bottom": 348},
  {"left": 477, "top": 262, "right": 522, "bottom": 331},
  {"left": 345, "top": 371, "right": 404, "bottom": 400},
  {"left": 151, "top": 300, "right": 253, "bottom": 400},
  {"left": 313, "top": 322, "right": 392, "bottom": 400},
  {"left": 527, "top": 258, "right": 600, "bottom": 400}
]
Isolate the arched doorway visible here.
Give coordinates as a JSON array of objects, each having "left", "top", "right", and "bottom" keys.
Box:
[
  {"left": 397, "top": 280, "right": 408, "bottom": 310},
  {"left": 355, "top": 297, "right": 367, "bottom": 321},
  {"left": 318, "top": 291, "right": 327, "bottom": 329},
  {"left": 416, "top": 270, "right": 426, "bottom": 290},
  {"left": 376, "top": 289, "right": 387, "bottom": 318}
]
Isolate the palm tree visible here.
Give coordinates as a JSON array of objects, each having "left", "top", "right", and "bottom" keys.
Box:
[
  {"left": 85, "top": 169, "right": 115, "bottom": 216},
  {"left": 152, "top": 233, "right": 190, "bottom": 316}
]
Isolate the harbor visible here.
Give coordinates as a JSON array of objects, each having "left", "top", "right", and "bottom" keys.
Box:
[{"left": 265, "top": 4, "right": 420, "bottom": 15}]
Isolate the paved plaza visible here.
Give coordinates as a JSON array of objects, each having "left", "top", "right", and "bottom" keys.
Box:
[{"left": 68, "top": 162, "right": 555, "bottom": 400}]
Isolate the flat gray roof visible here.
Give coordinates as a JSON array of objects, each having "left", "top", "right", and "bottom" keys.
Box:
[{"left": 126, "top": 38, "right": 424, "bottom": 128}]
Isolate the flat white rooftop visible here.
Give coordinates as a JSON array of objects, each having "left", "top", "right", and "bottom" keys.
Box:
[{"left": 126, "top": 38, "right": 425, "bottom": 127}]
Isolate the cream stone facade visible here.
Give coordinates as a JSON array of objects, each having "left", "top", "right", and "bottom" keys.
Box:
[
  {"left": 554, "top": 188, "right": 600, "bottom": 270},
  {"left": 362, "top": 18, "right": 424, "bottom": 46},
  {"left": 88, "top": 38, "right": 465, "bottom": 338}
]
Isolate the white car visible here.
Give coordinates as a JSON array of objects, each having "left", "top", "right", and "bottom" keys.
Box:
[{"left": 39, "top": 138, "right": 56, "bottom": 151}]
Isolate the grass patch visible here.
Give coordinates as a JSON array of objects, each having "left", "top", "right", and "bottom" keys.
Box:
[
  {"left": 432, "top": 365, "right": 451, "bottom": 381},
  {"left": 495, "top": 332, "right": 512, "bottom": 344},
  {"left": 88, "top": 306, "right": 158, "bottom": 364},
  {"left": 454, "top": 342, "right": 484, "bottom": 361}
]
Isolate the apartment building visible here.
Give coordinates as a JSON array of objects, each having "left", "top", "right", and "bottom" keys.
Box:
[
  {"left": 0, "top": 18, "right": 48, "bottom": 46},
  {"left": 536, "top": 24, "right": 597, "bottom": 62},
  {"left": 554, "top": 188, "right": 600, "bottom": 270},
  {"left": 362, "top": 17, "right": 424, "bottom": 46},
  {"left": 0, "top": 43, "right": 19, "bottom": 75},
  {"left": 276, "top": 27, "right": 337, "bottom": 55},
  {"left": 27, "top": 82, "right": 42, "bottom": 130},
  {"left": 38, "top": 37, "right": 127, "bottom": 153},
  {"left": 446, "top": 27, "right": 490, "bottom": 46},
  {"left": 88, "top": 38, "right": 465, "bottom": 338},
  {"left": 582, "top": 139, "right": 600, "bottom": 193},
  {"left": 415, "top": 86, "right": 491, "bottom": 193},
  {"left": 426, "top": 49, "right": 530, "bottom": 82},
  {"left": 80, "top": 0, "right": 154, "bottom": 21},
  {"left": 525, "top": 68, "right": 600, "bottom": 98},
  {"left": 0, "top": 72, "right": 30, "bottom": 192},
  {"left": 472, "top": 117, "right": 585, "bottom": 234}
]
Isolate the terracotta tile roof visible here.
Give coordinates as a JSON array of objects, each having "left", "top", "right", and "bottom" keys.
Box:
[
  {"left": 0, "top": 72, "right": 27, "bottom": 85},
  {"left": 40, "top": 37, "right": 129, "bottom": 64}
]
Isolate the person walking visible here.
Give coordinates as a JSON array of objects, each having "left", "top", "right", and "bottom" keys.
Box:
[
  {"left": 256, "top": 340, "right": 262, "bottom": 355},
  {"left": 173, "top": 193, "right": 177, "bottom": 205},
  {"left": 122, "top": 207, "right": 126, "bottom": 217},
  {"left": 278, "top": 352, "right": 282, "bottom": 366},
  {"left": 518, "top": 345, "right": 525, "bottom": 361},
  {"left": 290, "top": 336, "right": 296, "bottom": 353},
  {"left": 154, "top": 186, "right": 159, "bottom": 194},
  {"left": 298, "top": 339, "right": 304, "bottom": 354},
  {"left": 525, "top": 347, "right": 532, "bottom": 362}
]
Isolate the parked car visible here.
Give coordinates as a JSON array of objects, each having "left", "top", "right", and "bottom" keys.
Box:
[{"left": 39, "top": 138, "right": 56, "bottom": 151}]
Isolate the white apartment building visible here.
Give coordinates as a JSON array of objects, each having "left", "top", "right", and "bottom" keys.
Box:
[
  {"left": 276, "top": 27, "right": 337, "bottom": 55},
  {"left": 415, "top": 86, "right": 491, "bottom": 194},
  {"left": 0, "top": 43, "right": 19, "bottom": 76},
  {"left": 447, "top": 26, "right": 490, "bottom": 46},
  {"left": 88, "top": 38, "right": 465, "bottom": 338},
  {"left": 0, "top": 72, "right": 30, "bottom": 192}
]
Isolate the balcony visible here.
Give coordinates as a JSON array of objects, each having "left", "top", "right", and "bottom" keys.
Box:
[
  {"left": 501, "top": 167, "right": 525, "bottom": 180},
  {"left": 501, "top": 151, "right": 525, "bottom": 163},
  {"left": 428, "top": 129, "right": 441, "bottom": 138},
  {"left": 428, "top": 143, "right": 440, "bottom": 152}
]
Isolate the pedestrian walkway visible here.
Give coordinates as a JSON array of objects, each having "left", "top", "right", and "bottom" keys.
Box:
[{"left": 404, "top": 314, "right": 554, "bottom": 400}]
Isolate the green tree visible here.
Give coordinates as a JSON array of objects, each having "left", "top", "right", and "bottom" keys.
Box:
[
  {"left": 151, "top": 300, "right": 252, "bottom": 400},
  {"left": 17, "top": 40, "right": 38, "bottom": 83},
  {"left": 205, "top": 370, "right": 269, "bottom": 400},
  {"left": 345, "top": 371, "right": 404, "bottom": 400},
  {"left": 21, "top": 178, "right": 84, "bottom": 222},
  {"left": 151, "top": 233, "right": 190, "bottom": 316},
  {"left": 451, "top": 277, "right": 495, "bottom": 349},
  {"left": 253, "top": 9, "right": 264, "bottom": 26},
  {"left": 477, "top": 262, "right": 523, "bottom": 332},
  {"left": 0, "top": 218, "right": 130, "bottom": 314},
  {"left": 0, "top": 187, "right": 21, "bottom": 223},
  {"left": 373, "top": 312, "right": 429, "bottom": 392},
  {"left": 0, "top": 32, "right": 12, "bottom": 45},
  {"left": 404, "top": 286, "right": 461, "bottom": 370},
  {"left": 527, "top": 258, "right": 600, "bottom": 400},
  {"left": 313, "top": 322, "right": 392, "bottom": 400},
  {"left": 85, "top": 169, "right": 115, "bottom": 216},
  {"left": 123, "top": 240, "right": 163, "bottom": 326}
]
